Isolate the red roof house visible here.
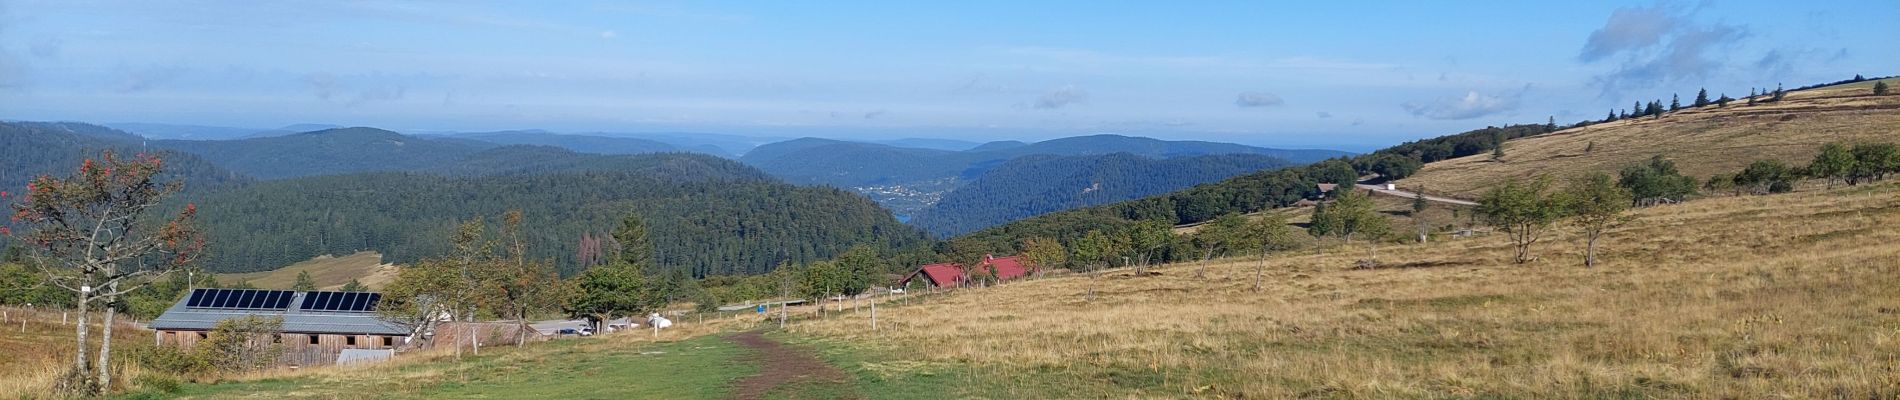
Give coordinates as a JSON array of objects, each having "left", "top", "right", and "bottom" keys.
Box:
[
  {"left": 975, "top": 255, "right": 1032, "bottom": 281},
  {"left": 899, "top": 255, "right": 1038, "bottom": 289},
  {"left": 901, "top": 262, "right": 966, "bottom": 288}
]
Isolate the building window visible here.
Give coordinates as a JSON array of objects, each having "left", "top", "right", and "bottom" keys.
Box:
[
  {"left": 346, "top": 336, "right": 357, "bottom": 346},
  {"left": 309, "top": 335, "right": 320, "bottom": 345},
  {"left": 272, "top": 334, "right": 282, "bottom": 344},
  {"left": 382, "top": 336, "right": 394, "bottom": 347},
  {"left": 197, "top": 332, "right": 208, "bottom": 340}
]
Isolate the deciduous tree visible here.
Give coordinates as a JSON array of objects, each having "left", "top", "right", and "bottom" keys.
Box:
[
  {"left": 1479, "top": 177, "right": 1565, "bottom": 264},
  {"left": 5, "top": 151, "right": 204, "bottom": 394},
  {"left": 1565, "top": 173, "right": 1632, "bottom": 268},
  {"left": 1808, "top": 143, "right": 1855, "bottom": 189}
]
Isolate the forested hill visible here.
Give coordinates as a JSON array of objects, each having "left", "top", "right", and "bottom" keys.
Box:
[
  {"left": 0, "top": 121, "right": 251, "bottom": 195},
  {"left": 183, "top": 164, "right": 928, "bottom": 276},
  {"left": 944, "top": 124, "right": 1556, "bottom": 256},
  {"left": 911, "top": 152, "right": 1296, "bottom": 237},
  {"left": 424, "top": 145, "right": 772, "bottom": 180},
  {"left": 152, "top": 127, "right": 500, "bottom": 179},
  {"left": 739, "top": 134, "right": 1349, "bottom": 217}
]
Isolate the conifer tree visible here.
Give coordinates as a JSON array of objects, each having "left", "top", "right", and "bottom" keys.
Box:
[
  {"left": 1670, "top": 94, "right": 1681, "bottom": 111},
  {"left": 1693, "top": 88, "right": 1710, "bottom": 107}
]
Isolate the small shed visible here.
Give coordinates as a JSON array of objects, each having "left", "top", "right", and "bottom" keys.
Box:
[{"left": 149, "top": 288, "right": 411, "bottom": 366}]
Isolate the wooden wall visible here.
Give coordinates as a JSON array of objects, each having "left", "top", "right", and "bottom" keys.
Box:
[{"left": 156, "top": 329, "right": 404, "bottom": 366}]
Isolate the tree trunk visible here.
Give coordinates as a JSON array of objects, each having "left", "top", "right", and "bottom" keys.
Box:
[
  {"left": 97, "top": 283, "right": 118, "bottom": 392},
  {"left": 73, "top": 290, "right": 91, "bottom": 383},
  {"left": 1585, "top": 232, "right": 1599, "bottom": 268},
  {"left": 1086, "top": 266, "right": 1097, "bottom": 302},
  {"left": 1252, "top": 252, "right": 1266, "bottom": 292}
]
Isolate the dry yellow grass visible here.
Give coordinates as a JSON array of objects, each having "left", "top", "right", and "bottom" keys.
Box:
[
  {"left": 795, "top": 181, "right": 1900, "bottom": 398},
  {"left": 217, "top": 251, "right": 398, "bottom": 291},
  {"left": 0, "top": 307, "right": 153, "bottom": 398},
  {"left": 1401, "top": 78, "right": 1900, "bottom": 198}
]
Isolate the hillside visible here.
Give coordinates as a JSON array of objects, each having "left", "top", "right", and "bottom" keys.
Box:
[
  {"left": 151, "top": 127, "right": 499, "bottom": 179},
  {"left": 1401, "top": 78, "right": 1900, "bottom": 198},
  {"left": 0, "top": 121, "right": 250, "bottom": 196},
  {"left": 912, "top": 152, "right": 1296, "bottom": 237},
  {"left": 215, "top": 251, "right": 397, "bottom": 291},
  {"left": 449, "top": 130, "right": 680, "bottom": 155},
  {"left": 182, "top": 164, "right": 928, "bottom": 276},
  {"left": 796, "top": 180, "right": 1900, "bottom": 398},
  {"left": 741, "top": 134, "right": 1349, "bottom": 216},
  {"left": 425, "top": 146, "right": 771, "bottom": 180},
  {"left": 167, "top": 180, "right": 1900, "bottom": 399}
]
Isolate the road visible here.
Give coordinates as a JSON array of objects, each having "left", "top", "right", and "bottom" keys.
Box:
[{"left": 1354, "top": 183, "right": 1480, "bottom": 206}]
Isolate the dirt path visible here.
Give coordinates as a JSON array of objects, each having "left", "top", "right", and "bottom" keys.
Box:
[{"left": 726, "top": 331, "right": 850, "bottom": 400}]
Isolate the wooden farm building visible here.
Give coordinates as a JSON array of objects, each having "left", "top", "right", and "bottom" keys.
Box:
[
  {"left": 900, "top": 254, "right": 1036, "bottom": 289},
  {"left": 149, "top": 288, "right": 411, "bottom": 366}
]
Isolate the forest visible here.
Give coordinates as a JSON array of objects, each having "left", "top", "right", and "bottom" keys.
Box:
[{"left": 911, "top": 152, "right": 1294, "bottom": 237}]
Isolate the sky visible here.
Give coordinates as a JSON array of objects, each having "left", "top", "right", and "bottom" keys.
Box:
[{"left": 0, "top": 1, "right": 1893, "bottom": 151}]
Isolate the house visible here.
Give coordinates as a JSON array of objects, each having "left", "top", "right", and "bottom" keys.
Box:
[
  {"left": 900, "top": 262, "right": 967, "bottom": 288},
  {"left": 975, "top": 254, "right": 1033, "bottom": 281},
  {"left": 149, "top": 288, "right": 411, "bottom": 366},
  {"left": 898, "top": 254, "right": 1038, "bottom": 289}
]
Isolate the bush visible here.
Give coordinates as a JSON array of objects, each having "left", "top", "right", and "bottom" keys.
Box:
[{"left": 132, "top": 345, "right": 212, "bottom": 378}]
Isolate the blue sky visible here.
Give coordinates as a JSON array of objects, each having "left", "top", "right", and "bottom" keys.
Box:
[{"left": 0, "top": 1, "right": 1892, "bottom": 151}]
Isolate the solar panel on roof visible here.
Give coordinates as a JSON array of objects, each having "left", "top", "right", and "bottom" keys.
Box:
[
  {"left": 183, "top": 289, "right": 295, "bottom": 311},
  {"left": 186, "top": 289, "right": 207, "bottom": 307},
  {"left": 211, "top": 289, "right": 233, "bottom": 307}
]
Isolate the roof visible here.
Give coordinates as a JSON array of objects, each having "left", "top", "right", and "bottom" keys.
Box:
[
  {"left": 903, "top": 262, "right": 965, "bottom": 287},
  {"left": 1317, "top": 183, "right": 1339, "bottom": 193},
  {"left": 976, "top": 255, "right": 1032, "bottom": 281},
  {"left": 149, "top": 289, "right": 411, "bottom": 336}
]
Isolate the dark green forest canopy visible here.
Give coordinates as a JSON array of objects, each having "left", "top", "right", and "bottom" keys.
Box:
[
  {"left": 181, "top": 169, "right": 928, "bottom": 276},
  {"left": 912, "top": 152, "right": 1296, "bottom": 237}
]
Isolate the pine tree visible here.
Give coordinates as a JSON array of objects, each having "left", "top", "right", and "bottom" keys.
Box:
[
  {"left": 1747, "top": 88, "right": 1757, "bottom": 105},
  {"left": 291, "top": 271, "right": 316, "bottom": 291},
  {"left": 1632, "top": 101, "right": 1643, "bottom": 117},
  {"left": 1771, "top": 83, "right": 1785, "bottom": 102},
  {"left": 1670, "top": 94, "right": 1681, "bottom": 111},
  {"left": 1693, "top": 88, "right": 1710, "bottom": 107},
  {"left": 1546, "top": 116, "right": 1557, "bottom": 131},
  {"left": 1717, "top": 94, "right": 1731, "bottom": 107},
  {"left": 1606, "top": 110, "right": 1617, "bottom": 122}
]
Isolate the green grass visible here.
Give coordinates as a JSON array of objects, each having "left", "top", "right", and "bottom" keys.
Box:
[
  {"left": 141, "top": 335, "right": 757, "bottom": 399},
  {"left": 773, "top": 332, "right": 1172, "bottom": 399}
]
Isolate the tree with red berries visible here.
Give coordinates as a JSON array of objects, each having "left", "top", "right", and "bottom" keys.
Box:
[{"left": 5, "top": 151, "right": 203, "bottom": 395}]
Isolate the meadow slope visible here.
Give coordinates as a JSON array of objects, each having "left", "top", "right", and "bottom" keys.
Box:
[
  {"left": 797, "top": 181, "right": 1900, "bottom": 398},
  {"left": 1401, "top": 78, "right": 1900, "bottom": 198}
]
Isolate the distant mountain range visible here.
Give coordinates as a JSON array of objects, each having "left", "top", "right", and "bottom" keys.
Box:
[
  {"left": 77, "top": 121, "right": 1354, "bottom": 240},
  {"left": 0, "top": 121, "right": 926, "bottom": 276},
  {"left": 737, "top": 134, "right": 1350, "bottom": 218}
]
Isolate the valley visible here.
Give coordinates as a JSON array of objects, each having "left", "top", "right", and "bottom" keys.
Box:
[{"left": 1, "top": 3, "right": 1894, "bottom": 398}]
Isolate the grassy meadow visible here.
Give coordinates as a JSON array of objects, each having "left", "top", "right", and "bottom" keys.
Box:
[
  {"left": 215, "top": 252, "right": 397, "bottom": 291},
  {"left": 0, "top": 307, "right": 152, "bottom": 399},
  {"left": 1402, "top": 78, "right": 1900, "bottom": 198},
  {"left": 795, "top": 180, "right": 1900, "bottom": 398}
]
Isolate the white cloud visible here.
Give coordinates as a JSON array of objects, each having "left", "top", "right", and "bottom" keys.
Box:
[
  {"left": 1234, "top": 91, "right": 1285, "bottom": 108},
  {"left": 1033, "top": 85, "right": 1087, "bottom": 109},
  {"left": 1401, "top": 86, "right": 1527, "bottom": 120}
]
